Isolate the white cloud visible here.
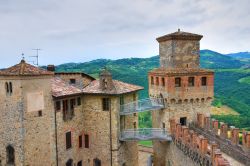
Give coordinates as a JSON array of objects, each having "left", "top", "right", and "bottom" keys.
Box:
[{"left": 0, "top": 0, "right": 249, "bottom": 67}]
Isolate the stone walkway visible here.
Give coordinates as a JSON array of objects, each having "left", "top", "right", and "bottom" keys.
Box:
[{"left": 138, "top": 145, "right": 153, "bottom": 166}]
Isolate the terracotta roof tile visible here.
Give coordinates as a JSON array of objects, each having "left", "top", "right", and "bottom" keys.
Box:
[
  {"left": 52, "top": 77, "right": 82, "bottom": 98},
  {"left": 156, "top": 30, "right": 203, "bottom": 42},
  {"left": 0, "top": 60, "right": 54, "bottom": 76},
  {"left": 82, "top": 80, "right": 143, "bottom": 95}
]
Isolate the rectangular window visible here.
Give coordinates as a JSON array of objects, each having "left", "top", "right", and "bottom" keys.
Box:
[
  {"left": 56, "top": 101, "right": 61, "bottom": 111},
  {"left": 84, "top": 134, "right": 89, "bottom": 148},
  {"left": 70, "top": 99, "right": 75, "bottom": 110},
  {"left": 38, "top": 110, "right": 42, "bottom": 117},
  {"left": 133, "top": 93, "right": 136, "bottom": 101},
  {"left": 175, "top": 77, "right": 181, "bottom": 87},
  {"left": 66, "top": 131, "right": 72, "bottom": 149},
  {"left": 151, "top": 76, "right": 154, "bottom": 85},
  {"left": 70, "top": 79, "right": 76, "bottom": 84},
  {"left": 188, "top": 77, "right": 195, "bottom": 87},
  {"left": 201, "top": 77, "right": 207, "bottom": 86},
  {"left": 79, "top": 135, "right": 82, "bottom": 148},
  {"left": 102, "top": 98, "right": 110, "bottom": 111},
  {"left": 120, "top": 95, "right": 124, "bottom": 105},
  {"left": 162, "top": 77, "right": 165, "bottom": 86},
  {"left": 156, "top": 77, "right": 159, "bottom": 85},
  {"left": 77, "top": 97, "right": 81, "bottom": 106},
  {"left": 63, "top": 100, "right": 68, "bottom": 118},
  {"left": 180, "top": 117, "right": 187, "bottom": 126}
]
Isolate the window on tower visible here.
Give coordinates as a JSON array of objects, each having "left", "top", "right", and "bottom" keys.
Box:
[
  {"left": 162, "top": 77, "right": 165, "bottom": 86},
  {"left": 201, "top": 77, "right": 207, "bottom": 86},
  {"left": 175, "top": 77, "right": 181, "bottom": 87},
  {"left": 188, "top": 77, "right": 195, "bottom": 87},
  {"left": 156, "top": 77, "right": 159, "bottom": 85},
  {"left": 151, "top": 76, "right": 154, "bottom": 85}
]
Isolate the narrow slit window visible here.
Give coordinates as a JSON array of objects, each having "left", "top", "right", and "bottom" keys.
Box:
[
  {"left": 188, "top": 77, "right": 195, "bottom": 87},
  {"left": 79, "top": 135, "right": 82, "bottom": 148},
  {"left": 175, "top": 77, "right": 181, "bottom": 87},
  {"left": 201, "top": 77, "right": 207, "bottom": 86},
  {"left": 84, "top": 134, "right": 89, "bottom": 148},
  {"left": 162, "top": 77, "right": 165, "bottom": 86},
  {"left": 66, "top": 131, "right": 72, "bottom": 149},
  {"left": 151, "top": 76, "right": 154, "bottom": 85}
]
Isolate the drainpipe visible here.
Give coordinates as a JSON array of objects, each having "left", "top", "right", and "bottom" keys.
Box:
[
  {"left": 54, "top": 103, "right": 59, "bottom": 166},
  {"left": 109, "top": 99, "right": 113, "bottom": 166}
]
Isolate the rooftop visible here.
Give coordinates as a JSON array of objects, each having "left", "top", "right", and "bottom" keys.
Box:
[
  {"left": 82, "top": 79, "right": 143, "bottom": 95},
  {"left": 0, "top": 60, "right": 54, "bottom": 76},
  {"left": 156, "top": 29, "right": 203, "bottom": 42},
  {"left": 51, "top": 77, "right": 82, "bottom": 98}
]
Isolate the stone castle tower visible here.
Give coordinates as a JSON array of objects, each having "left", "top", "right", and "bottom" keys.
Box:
[{"left": 148, "top": 29, "right": 214, "bottom": 165}]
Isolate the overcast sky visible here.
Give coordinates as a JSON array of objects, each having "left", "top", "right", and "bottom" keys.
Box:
[{"left": 0, "top": 0, "right": 249, "bottom": 67}]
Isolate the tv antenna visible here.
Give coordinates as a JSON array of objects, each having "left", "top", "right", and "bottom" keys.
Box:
[{"left": 30, "top": 48, "right": 41, "bottom": 66}]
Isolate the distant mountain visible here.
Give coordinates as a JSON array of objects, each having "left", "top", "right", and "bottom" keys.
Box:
[
  {"left": 55, "top": 49, "right": 250, "bottom": 128},
  {"left": 225, "top": 52, "right": 250, "bottom": 59}
]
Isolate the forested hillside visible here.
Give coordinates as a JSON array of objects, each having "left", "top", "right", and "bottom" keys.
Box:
[{"left": 55, "top": 49, "right": 250, "bottom": 129}]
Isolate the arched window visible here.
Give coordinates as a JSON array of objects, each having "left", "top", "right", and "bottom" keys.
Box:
[
  {"left": 94, "top": 158, "right": 101, "bottom": 166},
  {"left": 5, "top": 82, "right": 9, "bottom": 94},
  {"left": 9, "top": 82, "right": 13, "bottom": 94},
  {"left": 66, "top": 159, "right": 73, "bottom": 166},
  {"left": 6, "top": 145, "right": 15, "bottom": 165}
]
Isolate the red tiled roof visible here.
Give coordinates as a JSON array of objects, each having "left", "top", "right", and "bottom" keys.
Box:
[
  {"left": 149, "top": 67, "right": 214, "bottom": 76},
  {"left": 82, "top": 80, "right": 143, "bottom": 95},
  {"left": 52, "top": 77, "right": 82, "bottom": 98},
  {"left": 156, "top": 30, "right": 203, "bottom": 42},
  {"left": 0, "top": 60, "right": 54, "bottom": 76}
]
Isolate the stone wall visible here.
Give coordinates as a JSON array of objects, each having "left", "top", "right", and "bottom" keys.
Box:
[
  {"left": 190, "top": 113, "right": 250, "bottom": 165},
  {"left": 159, "top": 40, "right": 200, "bottom": 69},
  {"left": 0, "top": 76, "right": 55, "bottom": 166}
]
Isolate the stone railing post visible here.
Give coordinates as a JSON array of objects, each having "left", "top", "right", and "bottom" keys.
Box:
[
  {"left": 230, "top": 127, "right": 239, "bottom": 145},
  {"left": 182, "top": 126, "right": 189, "bottom": 144},
  {"left": 220, "top": 122, "right": 228, "bottom": 139},
  {"left": 200, "top": 137, "right": 208, "bottom": 156},
  {"left": 205, "top": 116, "right": 210, "bottom": 130},
  {"left": 212, "top": 119, "right": 219, "bottom": 135}
]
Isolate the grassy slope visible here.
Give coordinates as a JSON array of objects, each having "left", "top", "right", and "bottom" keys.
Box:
[{"left": 55, "top": 50, "right": 250, "bottom": 128}]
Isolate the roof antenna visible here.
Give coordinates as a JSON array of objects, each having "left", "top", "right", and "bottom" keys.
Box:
[
  {"left": 30, "top": 48, "right": 41, "bottom": 66},
  {"left": 21, "top": 53, "right": 25, "bottom": 60}
]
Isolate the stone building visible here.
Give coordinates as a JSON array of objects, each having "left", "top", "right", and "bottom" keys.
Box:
[
  {"left": 149, "top": 29, "right": 215, "bottom": 165},
  {"left": 0, "top": 60, "right": 142, "bottom": 166}
]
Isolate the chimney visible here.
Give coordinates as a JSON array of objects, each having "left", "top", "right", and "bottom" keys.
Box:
[
  {"left": 47, "top": 65, "right": 55, "bottom": 72},
  {"left": 99, "top": 68, "right": 114, "bottom": 91}
]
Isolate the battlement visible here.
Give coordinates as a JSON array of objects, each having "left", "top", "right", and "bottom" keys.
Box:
[
  {"left": 169, "top": 119, "right": 230, "bottom": 166},
  {"left": 191, "top": 113, "right": 250, "bottom": 165}
]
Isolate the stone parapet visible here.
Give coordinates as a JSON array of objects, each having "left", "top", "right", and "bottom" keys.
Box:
[
  {"left": 191, "top": 113, "right": 250, "bottom": 165},
  {"left": 170, "top": 118, "right": 230, "bottom": 166}
]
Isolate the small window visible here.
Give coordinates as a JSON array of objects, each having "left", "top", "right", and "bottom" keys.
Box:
[
  {"left": 77, "top": 97, "right": 81, "bottom": 106},
  {"left": 38, "top": 110, "right": 42, "bottom": 117},
  {"left": 66, "top": 159, "right": 73, "bottom": 166},
  {"left": 156, "top": 77, "right": 159, "bottom": 85},
  {"left": 120, "top": 95, "right": 124, "bottom": 105},
  {"left": 201, "top": 77, "right": 207, "bottom": 86},
  {"left": 102, "top": 98, "right": 110, "bottom": 111},
  {"left": 180, "top": 117, "right": 187, "bottom": 126},
  {"left": 162, "top": 122, "right": 166, "bottom": 129},
  {"left": 151, "top": 76, "right": 154, "bottom": 85},
  {"left": 69, "top": 79, "right": 76, "bottom": 84},
  {"left": 6, "top": 145, "right": 15, "bottom": 165},
  {"left": 70, "top": 99, "right": 75, "bottom": 110},
  {"left": 63, "top": 100, "right": 68, "bottom": 117},
  {"left": 188, "top": 77, "right": 195, "bottom": 87},
  {"left": 94, "top": 158, "right": 101, "bottom": 166},
  {"left": 79, "top": 135, "right": 82, "bottom": 148},
  {"left": 77, "top": 161, "right": 82, "bottom": 166},
  {"left": 162, "top": 78, "right": 165, "bottom": 86},
  {"left": 66, "top": 132, "right": 72, "bottom": 149},
  {"left": 5, "top": 82, "right": 9, "bottom": 94},
  {"left": 9, "top": 82, "right": 12, "bottom": 94},
  {"left": 56, "top": 101, "right": 61, "bottom": 111},
  {"left": 175, "top": 77, "right": 181, "bottom": 87},
  {"left": 133, "top": 122, "right": 137, "bottom": 129},
  {"left": 84, "top": 134, "right": 89, "bottom": 148}
]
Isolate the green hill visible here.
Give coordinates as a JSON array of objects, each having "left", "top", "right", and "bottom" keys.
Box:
[{"left": 55, "top": 49, "right": 250, "bottom": 128}]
